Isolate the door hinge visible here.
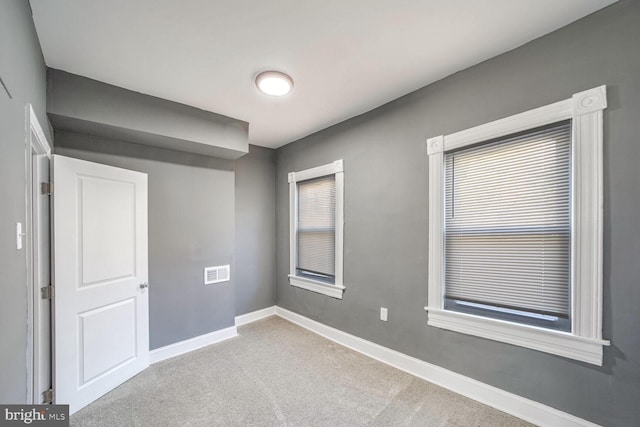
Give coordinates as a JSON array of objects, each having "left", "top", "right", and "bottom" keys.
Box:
[
  {"left": 41, "top": 182, "right": 52, "bottom": 196},
  {"left": 40, "top": 285, "right": 54, "bottom": 300},
  {"left": 42, "top": 388, "right": 54, "bottom": 404}
]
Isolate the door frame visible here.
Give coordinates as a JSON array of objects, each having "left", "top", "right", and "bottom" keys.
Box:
[{"left": 25, "top": 104, "right": 52, "bottom": 404}]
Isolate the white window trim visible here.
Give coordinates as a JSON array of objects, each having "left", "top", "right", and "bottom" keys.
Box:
[
  {"left": 288, "top": 160, "right": 345, "bottom": 299},
  {"left": 425, "top": 86, "right": 610, "bottom": 365}
]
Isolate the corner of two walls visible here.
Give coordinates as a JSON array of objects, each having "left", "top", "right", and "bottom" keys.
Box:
[{"left": 234, "top": 145, "right": 278, "bottom": 316}]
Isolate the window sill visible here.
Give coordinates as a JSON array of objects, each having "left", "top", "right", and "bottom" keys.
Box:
[
  {"left": 425, "top": 307, "right": 609, "bottom": 365},
  {"left": 289, "top": 275, "right": 345, "bottom": 299}
]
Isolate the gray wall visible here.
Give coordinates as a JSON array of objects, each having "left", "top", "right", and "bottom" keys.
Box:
[
  {"left": 235, "top": 145, "right": 277, "bottom": 315},
  {"left": 275, "top": 1, "right": 640, "bottom": 425},
  {"left": 0, "top": 0, "right": 52, "bottom": 403},
  {"left": 55, "top": 132, "right": 236, "bottom": 349}
]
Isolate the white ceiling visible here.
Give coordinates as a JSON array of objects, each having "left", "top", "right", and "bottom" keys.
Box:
[{"left": 30, "top": 0, "right": 616, "bottom": 148}]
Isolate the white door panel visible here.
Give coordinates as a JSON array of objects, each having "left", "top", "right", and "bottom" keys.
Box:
[
  {"left": 79, "top": 298, "right": 137, "bottom": 384},
  {"left": 80, "top": 177, "right": 136, "bottom": 285},
  {"left": 53, "top": 155, "right": 148, "bottom": 414}
]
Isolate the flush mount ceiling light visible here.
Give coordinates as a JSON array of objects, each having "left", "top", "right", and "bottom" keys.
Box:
[{"left": 255, "top": 71, "right": 294, "bottom": 96}]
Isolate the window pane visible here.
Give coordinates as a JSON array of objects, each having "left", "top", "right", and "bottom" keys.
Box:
[
  {"left": 444, "top": 121, "right": 571, "bottom": 322},
  {"left": 445, "top": 232, "right": 570, "bottom": 316},
  {"left": 297, "top": 175, "right": 336, "bottom": 280}
]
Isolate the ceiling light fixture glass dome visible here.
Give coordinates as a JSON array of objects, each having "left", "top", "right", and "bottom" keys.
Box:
[{"left": 255, "top": 71, "right": 294, "bottom": 96}]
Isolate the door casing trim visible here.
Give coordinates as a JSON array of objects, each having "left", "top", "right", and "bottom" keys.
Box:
[{"left": 25, "top": 104, "right": 52, "bottom": 404}]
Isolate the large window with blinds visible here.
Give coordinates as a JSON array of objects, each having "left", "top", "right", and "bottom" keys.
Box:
[
  {"left": 426, "top": 86, "right": 608, "bottom": 365},
  {"left": 444, "top": 121, "right": 572, "bottom": 331},
  {"left": 288, "top": 160, "right": 344, "bottom": 299}
]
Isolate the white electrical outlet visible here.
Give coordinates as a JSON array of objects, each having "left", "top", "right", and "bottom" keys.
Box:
[{"left": 380, "top": 307, "right": 388, "bottom": 322}]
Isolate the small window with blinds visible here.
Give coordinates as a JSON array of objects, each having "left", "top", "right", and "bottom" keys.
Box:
[
  {"left": 296, "top": 176, "right": 336, "bottom": 283},
  {"left": 288, "top": 160, "right": 345, "bottom": 299},
  {"left": 443, "top": 121, "right": 572, "bottom": 331}
]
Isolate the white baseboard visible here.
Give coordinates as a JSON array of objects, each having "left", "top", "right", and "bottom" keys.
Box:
[
  {"left": 235, "top": 306, "right": 276, "bottom": 326},
  {"left": 149, "top": 325, "right": 238, "bottom": 364},
  {"left": 149, "top": 305, "right": 276, "bottom": 364},
  {"left": 275, "top": 306, "right": 599, "bottom": 427}
]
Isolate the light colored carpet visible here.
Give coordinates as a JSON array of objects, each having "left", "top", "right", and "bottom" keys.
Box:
[{"left": 71, "top": 316, "right": 533, "bottom": 426}]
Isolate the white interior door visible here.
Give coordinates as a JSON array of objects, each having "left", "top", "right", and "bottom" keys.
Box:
[{"left": 53, "top": 155, "right": 149, "bottom": 414}]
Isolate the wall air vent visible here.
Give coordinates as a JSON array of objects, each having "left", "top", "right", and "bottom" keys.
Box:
[{"left": 204, "top": 265, "right": 230, "bottom": 285}]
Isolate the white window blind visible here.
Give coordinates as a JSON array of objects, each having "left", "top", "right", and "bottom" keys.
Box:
[
  {"left": 444, "top": 121, "right": 571, "bottom": 318},
  {"left": 297, "top": 175, "right": 336, "bottom": 281}
]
